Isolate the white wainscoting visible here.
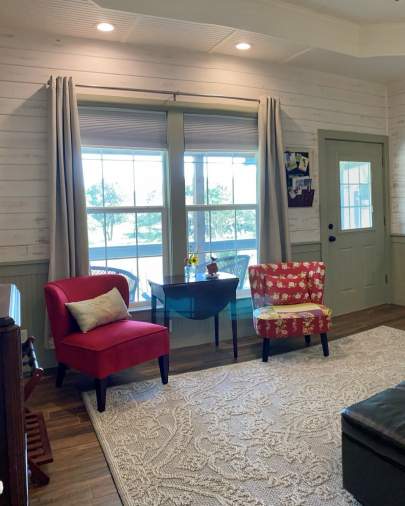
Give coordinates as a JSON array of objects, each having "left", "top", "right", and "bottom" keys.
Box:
[
  {"left": 0, "top": 241, "right": 321, "bottom": 368},
  {"left": 391, "top": 235, "right": 405, "bottom": 306}
]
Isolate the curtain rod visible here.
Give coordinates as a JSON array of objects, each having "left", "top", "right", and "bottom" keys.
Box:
[{"left": 73, "top": 83, "right": 261, "bottom": 104}]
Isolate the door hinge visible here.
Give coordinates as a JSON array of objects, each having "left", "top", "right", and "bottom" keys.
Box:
[
  {"left": 384, "top": 215, "right": 386, "bottom": 227},
  {"left": 385, "top": 274, "right": 389, "bottom": 284}
]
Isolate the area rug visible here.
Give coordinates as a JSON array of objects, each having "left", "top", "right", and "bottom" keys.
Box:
[{"left": 83, "top": 326, "right": 405, "bottom": 506}]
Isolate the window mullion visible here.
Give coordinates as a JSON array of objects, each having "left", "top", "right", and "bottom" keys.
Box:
[
  {"left": 186, "top": 204, "right": 256, "bottom": 212},
  {"left": 101, "top": 152, "right": 107, "bottom": 268},
  {"left": 87, "top": 206, "right": 163, "bottom": 214},
  {"left": 195, "top": 153, "right": 205, "bottom": 257},
  {"left": 134, "top": 211, "right": 139, "bottom": 303}
]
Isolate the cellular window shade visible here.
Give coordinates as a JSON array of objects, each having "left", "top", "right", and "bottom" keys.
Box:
[
  {"left": 79, "top": 106, "right": 167, "bottom": 149},
  {"left": 184, "top": 113, "right": 258, "bottom": 151}
]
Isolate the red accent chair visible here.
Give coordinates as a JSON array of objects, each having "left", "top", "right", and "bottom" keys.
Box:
[
  {"left": 248, "top": 261, "right": 332, "bottom": 362},
  {"left": 44, "top": 274, "right": 169, "bottom": 412}
]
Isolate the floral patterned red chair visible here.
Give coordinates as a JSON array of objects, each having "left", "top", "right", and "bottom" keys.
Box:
[{"left": 248, "top": 261, "right": 332, "bottom": 362}]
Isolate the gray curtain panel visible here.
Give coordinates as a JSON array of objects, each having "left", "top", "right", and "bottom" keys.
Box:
[
  {"left": 48, "top": 76, "right": 89, "bottom": 282},
  {"left": 46, "top": 76, "right": 89, "bottom": 347},
  {"left": 258, "top": 97, "right": 291, "bottom": 263}
]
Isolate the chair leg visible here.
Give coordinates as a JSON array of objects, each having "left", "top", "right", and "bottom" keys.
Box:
[
  {"left": 304, "top": 335, "right": 311, "bottom": 346},
  {"left": 95, "top": 378, "right": 108, "bottom": 412},
  {"left": 262, "top": 339, "right": 270, "bottom": 362},
  {"left": 320, "top": 333, "right": 329, "bottom": 357},
  {"left": 55, "top": 363, "right": 67, "bottom": 388},
  {"left": 158, "top": 354, "right": 169, "bottom": 384}
]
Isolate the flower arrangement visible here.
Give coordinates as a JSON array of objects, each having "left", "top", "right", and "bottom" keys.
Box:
[
  {"left": 184, "top": 253, "right": 199, "bottom": 278},
  {"left": 185, "top": 252, "right": 199, "bottom": 267}
]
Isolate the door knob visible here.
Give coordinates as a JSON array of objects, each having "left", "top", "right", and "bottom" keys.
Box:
[{"left": 328, "top": 235, "right": 336, "bottom": 242}]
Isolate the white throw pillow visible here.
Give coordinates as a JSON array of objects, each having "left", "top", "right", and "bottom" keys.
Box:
[{"left": 65, "top": 287, "right": 130, "bottom": 333}]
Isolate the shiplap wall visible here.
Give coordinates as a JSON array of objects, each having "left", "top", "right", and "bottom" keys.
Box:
[
  {"left": 387, "top": 79, "right": 405, "bottom": 306},
  {"left": 388, "top": 79, "right": 405, "bottom": 234},
  {"left": 0, "top": 31, "right": 388, "bottom": 263}
]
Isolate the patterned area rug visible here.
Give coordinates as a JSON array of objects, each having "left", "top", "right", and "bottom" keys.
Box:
[{"left": 83, "top": 326, "right": 405, "bottom": 506}]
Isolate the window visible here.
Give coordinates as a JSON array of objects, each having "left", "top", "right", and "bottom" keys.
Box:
[
  {"left": 184, "top": 152, "right": 257, "bottom": 289},
  {"left": 82, "top": 148, "right": 166, "bottom": 304},
  {"left": 339, "top": 161, "right": 373, "bottom": 230},
  {"left": 79, "top": 107, "right": 258, "bottom": 304}
]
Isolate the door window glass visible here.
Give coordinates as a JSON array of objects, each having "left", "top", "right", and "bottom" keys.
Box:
[{"left": 339, "top": 161, "right": 373, "bottom": 230}]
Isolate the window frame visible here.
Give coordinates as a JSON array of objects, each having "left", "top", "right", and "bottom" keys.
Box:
[
  {"left": 82, "top": 146, "right": 169, "bottom": 308},
  {"left": 184, "top": 150, "right": 258, "bottom": 291},
  {"left": 338, "top": 160, "right": 374, "bottom": 233}
]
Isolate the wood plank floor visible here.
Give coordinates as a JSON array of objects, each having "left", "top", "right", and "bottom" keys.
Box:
[{"left": 29, "top": 304, "right": 405, "bottom": 505}]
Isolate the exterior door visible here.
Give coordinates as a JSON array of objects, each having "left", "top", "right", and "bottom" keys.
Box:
[{"left": 324, "top": 140, "right": 386, "bottom": 315}]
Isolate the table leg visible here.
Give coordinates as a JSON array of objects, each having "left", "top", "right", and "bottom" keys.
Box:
[
  {"left": 230, "top": 298, "right": 238, "bottom": 359},
  {"left": 214, "top": 313, "right": 219, "bottom": 347},
  {"left": 164, "top": 304, "right": 170, "bottom": 330},
  {"left": 151, "top": 295, "right": 157, "bottom": 324}
]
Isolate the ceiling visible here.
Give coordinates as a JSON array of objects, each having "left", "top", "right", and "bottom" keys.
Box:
[
  {"left": 281, "top": 0, "right": 405, "bottom": 23},
  {"left": 2, "top": 0, "right": 405, "bottom": 83},
  {"left": 0, "top": 0, "right": 313, "bottom": 60}
]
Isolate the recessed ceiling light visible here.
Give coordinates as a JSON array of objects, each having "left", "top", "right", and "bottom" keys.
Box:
[
  {"left": 97, "top": 22, "right": 115, "bottom": 32},
  {"left": 235, "top": 42, "right": 251, "bottom": 51}
]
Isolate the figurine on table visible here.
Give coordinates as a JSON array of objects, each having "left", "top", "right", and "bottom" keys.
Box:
[{"left": 206, "top": 256, "right": 219, "bottom": 278}]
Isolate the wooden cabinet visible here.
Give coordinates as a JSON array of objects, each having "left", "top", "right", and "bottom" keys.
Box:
[{"left": 0, "top": 284, "right": 28, "bottom": 506}]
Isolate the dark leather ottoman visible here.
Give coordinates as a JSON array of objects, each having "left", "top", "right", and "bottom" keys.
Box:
[{"left": 341, "top": 383, "right": 405, "bottom": 506}]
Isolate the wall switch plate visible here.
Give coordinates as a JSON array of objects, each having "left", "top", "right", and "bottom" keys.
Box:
[{"left": 20, "top": 329, "right": 28, "bottom": 342}]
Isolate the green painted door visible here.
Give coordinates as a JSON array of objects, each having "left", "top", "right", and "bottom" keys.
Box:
[{"left": 324, "top": 140, "right": 386, "bottom": 315}]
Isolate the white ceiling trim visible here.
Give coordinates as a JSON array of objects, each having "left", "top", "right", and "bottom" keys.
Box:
[
  {"left": 284, "top": 47, "right": 313, "bottom": 64},
  {"left": 269, "top": 0, "right": 405, "bottom": 25},
  {"left": 207, "top": 30, "right": 238, "bottom": 54}
]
